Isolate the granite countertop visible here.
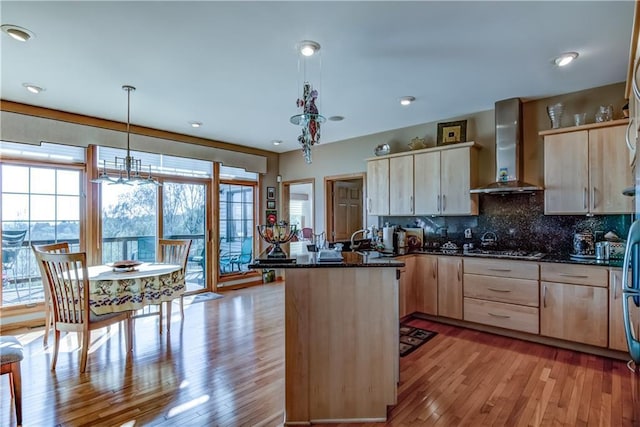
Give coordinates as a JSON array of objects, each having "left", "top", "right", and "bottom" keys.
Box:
[
  {"left": 249, "top": 242, "right": 404, "bottom": 269},
  {"left": 404, "top": 248, "right": 624, "bottom": 268}
]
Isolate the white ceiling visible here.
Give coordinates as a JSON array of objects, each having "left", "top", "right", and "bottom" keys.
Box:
[{"left": 0, "top": 1, "right": 634, "bottom": 155}]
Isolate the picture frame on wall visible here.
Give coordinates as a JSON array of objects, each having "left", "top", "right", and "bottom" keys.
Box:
[
  {"left": 437, "top": 120, "right": 467, "bottom": 146},
  {"left": 267, "top": 200, "right": 276, "bottom": 210},
  {"left": 267, "top": 187, "right": 276, "bottom": 200}
]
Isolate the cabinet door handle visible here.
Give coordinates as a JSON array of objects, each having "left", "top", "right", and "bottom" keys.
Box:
[
  {"left": 488, "top": 268, "right": 511, "bottom": 272},
  {"left": 368, "top": 198, "right": 371, "bottom": 213},
  {"left": 437, "top": 194, "right": 441, "bottom": 212},
  {"left": 592, "top": 187, "right": 596, "bottom": 210},
  {"left": 613, "top": 274, "right": 618, "bottom": 300},
  {"left": 543, "top": 285, "right": 547, "bottom": 308},
  {"left": 626, "top": 117, "right": 636, "bottom": 152},
  {"left": 488, "top": 287, "right": 512, "bottom": 293},
  {"left": 633, "top": 58, "right": 640, "bottom": 100},
  {"left": 583, "top": 188, "right": 588, "bottom": 210},
  {"left": 457, "top": 261, "right": 461, "bottom": 282},
  {"left": 442, "top": 194, "right": 446, "bottom": 212},
  {"left": 559, "top": 273, "right": 589, "bottom": 279},
  {"left": 410, "top": 195, "right": 413, "bottom": 213},
  {"left": 432, "top": 260, "right": 437, "bottom": 278},
  {"left": 488, "top": 312, "right": 510, "bottom": 319}
]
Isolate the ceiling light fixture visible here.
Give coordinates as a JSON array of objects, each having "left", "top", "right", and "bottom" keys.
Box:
[
  {"left": 291, "top": 40, "right": 325, "bottom": 164},
  {"left": 328, "top": 116, "right": 344, "bottom": 122},
  {"left": 1, "top": 24, "right": 35, "bottom": 42},
  {"left": 22, "top": 83, "right": 44, "bottom": 94},
  {"left": 554, "top": 52, "right": 579, "bottom": 67},
  {"left": 272, "top": 140, "right": 283, "bottom": 146},
  {"left": 298, "top": 40, "right": 320, "bottom": 57},
  {"left": 91, "top": 85, "right": 161, "bottom": 187},
  {"left": 189, "top": 121, "right": 202, "bottom": 128},
  {"left": 400, "top": 96, "right": 415, "bottom": 106}
]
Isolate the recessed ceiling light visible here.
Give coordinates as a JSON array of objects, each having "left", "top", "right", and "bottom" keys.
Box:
[
  {"left": 189, "top": 121, "right": 202, "bottom": 128},
  {"left": 22, "top": 83, "right": 44, "bottom": 94},
  {"left": 298, "top": 40, "right": 321, "bottom": 57},
  {"left": 1, "top": 24, "right": 35, "bottom": 42},
  {"left": 400, "top": 96, "right": 415, "bottom": 106},
  {"left": 554, "top": 52, "right": 579, "bottom": 67},
  {"left": 328, "top": 116, "right": 344, "bottom": 122},
  {"left": 272, "top": 140, "right": 283, "bottom": 146}
]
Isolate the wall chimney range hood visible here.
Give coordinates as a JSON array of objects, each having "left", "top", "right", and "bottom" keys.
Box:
[{"left": 470, "top": 98, "right": 543, "bottom": 194}]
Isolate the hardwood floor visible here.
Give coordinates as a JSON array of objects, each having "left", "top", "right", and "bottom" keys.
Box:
[{"left": 2, "top": 283, "right": 640, "bottom": 426}]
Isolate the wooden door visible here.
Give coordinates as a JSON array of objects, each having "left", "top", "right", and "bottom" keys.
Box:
[
  {"left": 437, "top": 257, "right": 463, "bottom": 320},
  {"left": 589, "top": 125, "right": 633, "bottom": 214},
  {"left": 366, "top": 159, "right": 389, "bottom": 215},
  {"left": 540, "top": 281, "right": 608, "bottom": 347},
  {"left": 440, "top": 147, "right": 477, "bottom": 215},
  {"left": 544, "top": 131, "right": 589, "bottom": 214},
  {"left": 332, "top": 180, "right": 362, "bottom": 241},
  {"left": 414, "top": 151, "right": 441, "bottom": 215},
  {"left": 414, "top": 255, "right": 438, "bottom": 315},
  {"left": 389, "top": 155, "right": 414, "bottom": 215}
]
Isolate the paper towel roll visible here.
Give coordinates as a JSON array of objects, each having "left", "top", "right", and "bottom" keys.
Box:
[{"left": 383, "top": 226, "right": 395, "bottom": 252}]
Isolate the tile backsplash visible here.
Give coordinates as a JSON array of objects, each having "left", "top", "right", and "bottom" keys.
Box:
[{"left": 381, "top": 192, "right": 631, "bottom": 255}]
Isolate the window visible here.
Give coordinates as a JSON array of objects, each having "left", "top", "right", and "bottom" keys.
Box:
[{"left": 1, "top": 162, "right": 82, "bottom": 307}]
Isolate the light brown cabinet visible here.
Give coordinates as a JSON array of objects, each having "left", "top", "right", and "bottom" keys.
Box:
[
  {"left": 437, "top": 256, "right": 463, "bottom": 319},
  {"left": 414, "top": 145, "right": 478, "bottom": 216},
  {"left": 366, "top": 142, "right": 478, "bottom": 217},
  {"left": 414, "top": 255, "right": 438, "bottom": 315},
  {"left": 463, "top": 258, "right": 539, "bottom": 334},
  {"left": 398, "top": 255, "right": 416, "bottom": 318},
  {"left": 540, "top": 264, "right": 608, "bottom": 347},
  {"left": 542, "top": 123, "right": 632, "bottom": 215},
  {"left": 389, "top": 155, "right": 414, "bottom": 215},
  {"left": 366, "top": 158, "right": 389, "bottom": 215},
  {"left": 609, "top": 268, "right": 640, "bottom": 354}
]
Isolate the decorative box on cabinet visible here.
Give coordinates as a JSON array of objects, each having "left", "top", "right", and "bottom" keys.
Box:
[
  {"left": 540, "top": 264, "right": 608, "bottom": 347},
  {"left": 463, "top": 258, "right": 539, "bottom": 334},
  {"left": 541, "top": 121, "right": 633, "bottom": 215}
]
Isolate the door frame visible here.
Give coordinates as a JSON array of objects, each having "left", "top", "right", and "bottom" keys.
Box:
[
  {"left": 282, "top": 178, "right": 315, "bottom": 234},
  {"left": 324, "top": 173, "right": 366, "bottom": 242}
]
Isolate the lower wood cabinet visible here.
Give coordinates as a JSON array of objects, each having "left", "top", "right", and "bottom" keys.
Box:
[
  {"left": 540, "top": 281, "right": 608, "bottom": 347},
  {"left": 540, "top": 264, "right": 608, "bottom": 347},
  {"left": 414, "top": 255, "right": 438, "bottom": 315},
  {"left": 437, "top": 257, "right": 463, "bottom": 320},
  {"left": 463, "top": 258, "right": 539, "bottom": 334},
  {"left": 398, "top": 255, "right": 416, "bottom": 318}
]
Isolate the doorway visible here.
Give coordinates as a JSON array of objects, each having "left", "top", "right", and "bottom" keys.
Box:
[
  {"left": 324, "top": 173, "right": 365, "bottom": 242},
  {"left": 282, "top": 179, "right": 315, "bottom": 240}
]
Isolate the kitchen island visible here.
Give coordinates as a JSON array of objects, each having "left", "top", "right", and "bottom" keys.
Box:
[{"left": 249, "top": 247, "right": 404, "bottom": 425}]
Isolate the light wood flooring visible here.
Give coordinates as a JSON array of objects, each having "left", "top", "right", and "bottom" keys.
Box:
[{"left": 2, "top": 283, "right": 640, "bottom": 426}]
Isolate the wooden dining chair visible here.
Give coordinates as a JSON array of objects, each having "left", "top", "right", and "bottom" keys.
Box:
[
  {"left": 157, "top": 239, "right": 192, "bottom": 331},
  {"left": 32, "top": 242, "right": 70, "bottom": 346},
  {"left": 37, "top": 251, "right": 133, "bottom": 373}
]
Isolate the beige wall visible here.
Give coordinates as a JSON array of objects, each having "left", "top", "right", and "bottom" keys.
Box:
[{"left": 279, "top": 82, "right": 627, "bottom": 235}]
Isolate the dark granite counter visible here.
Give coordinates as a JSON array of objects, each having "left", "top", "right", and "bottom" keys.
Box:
[
  {"left": 391, "top": 248, "right": 624, "bottom": 268},
  {"left": 249, "top": 242, "right": 404, "bottom": 269}
]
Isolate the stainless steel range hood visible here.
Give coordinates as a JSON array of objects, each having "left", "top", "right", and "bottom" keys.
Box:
[{"left": 470, "top": 98, "right": 543, "bottom": 194}]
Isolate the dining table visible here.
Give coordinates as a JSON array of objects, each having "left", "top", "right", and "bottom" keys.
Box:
[{"left": 87, "top": 262, "right": 183, "bottom": 315}]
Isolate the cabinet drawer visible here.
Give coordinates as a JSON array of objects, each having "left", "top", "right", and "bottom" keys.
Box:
[
  {"left": 464, "top": 274, "right": 539, "bottom": 307},
  {"left": 464, "top": 297, "right": 539, "bottom": 334},
  {"left": 464, "top": 258, "right": 539, "bottom": 280},
  {"left": 540, "top": 263, "right": 608, "bottom": 287}
]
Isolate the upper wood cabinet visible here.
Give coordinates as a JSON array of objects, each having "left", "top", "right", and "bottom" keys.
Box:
[
  {"left": 367, "top": 142, "right": 478, "bottom": 217},
  {"left": 542, "top": 122, "right": 633, "bottom": 215},
  {"left": 415, "top": 146, "right": 478, "bottom": 215},
  {"left": 390, "top": 155, "right": 414, "bottom": 215},
  {"left": 366, "top": 158, "right": 389, "bottom": 215},
  {"left": 625, "top": 0, "right": 640, "bottom": 168}
]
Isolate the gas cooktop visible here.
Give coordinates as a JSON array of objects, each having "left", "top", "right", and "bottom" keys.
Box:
[{"left": 464, "top": 249, "right": 546, "bottom": 261}]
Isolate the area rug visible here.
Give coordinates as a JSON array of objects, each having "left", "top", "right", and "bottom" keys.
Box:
[
  {"left": 400, "top": 324, "right": 437, "bottom": 357},
  {"left": 190, "top": 292, "right": 224, "bottom": 304}
]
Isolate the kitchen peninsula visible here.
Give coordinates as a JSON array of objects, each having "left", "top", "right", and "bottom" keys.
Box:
[{"left": 250, "top": 247, "right": 404, "bottom": 424}]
